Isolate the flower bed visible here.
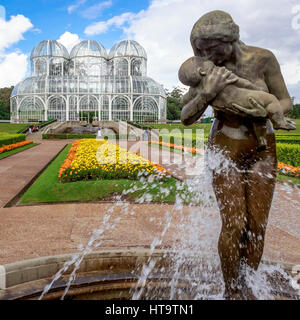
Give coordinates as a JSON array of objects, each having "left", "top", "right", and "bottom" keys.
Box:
[
  {"left": 0, "top": 140, "right": 33, "bottom": 154},
  {"left": 59, "top": 139, "right": 169, "bottom": 183},
  {"left": 278, "top": 162, "right": 300, "bottom": 178},
  {"left": 150, "top": 140, "right": 204, "bottom": 154},
  {"left": 150, "top": 140, "right": 299, "bottom": 178}
]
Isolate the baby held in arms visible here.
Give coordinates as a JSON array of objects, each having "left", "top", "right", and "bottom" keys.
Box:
[{"left": 179, "top": 56, "right": 295, "bottom": 150}]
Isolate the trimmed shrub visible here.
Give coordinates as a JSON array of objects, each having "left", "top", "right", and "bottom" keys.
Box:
[
  {"left": 43, "top": 133, "right": 97, "bottom": 139},
  {"left": 277, "top": 143, "right": 300, "bottom": 167},
  {"left": 0, "top": 133, "right": 26, "bottom": 146}
]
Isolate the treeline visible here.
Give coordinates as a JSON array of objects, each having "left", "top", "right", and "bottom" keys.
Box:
[
  {"left": 0, "top": 87, "right": 14, "bottom": 120},
  {"left": 166, "top": 87, "right": 185, "bottom": 121},
  {"left": 288, "top": 104, "right": 300, "bottom": 119}
]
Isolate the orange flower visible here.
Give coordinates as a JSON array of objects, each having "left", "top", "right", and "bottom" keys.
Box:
[
  {"left": 149, "top": 140, "right": 204, "bottom": 154},
  {"left": 0, "top": 140, "right": 33, "bottom": 154},
  {"left": 278, "top": 162, "right": 300, "bottom": 177},
  {"left": 58, "top": 140, "right": 81, "bottom": 178}
]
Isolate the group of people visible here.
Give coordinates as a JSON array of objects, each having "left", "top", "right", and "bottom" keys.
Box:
[{"left": 28, "top": 125, "right": 39, "bottom": 134}]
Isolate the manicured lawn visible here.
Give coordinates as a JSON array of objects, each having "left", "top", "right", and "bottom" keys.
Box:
[
  {"left": 276, "top": 119, "right": 300, "bottom": 135},
  {"left": 276, "top": 174, "right": 300, "bottom": 187},
  {"left": 20, "top": 144, "right": 195, "bottom": 205},
  {"left": 0, "top": 143, "right": 38, "bottom": 160},
  {"left": 143, "top": 123, "right": 212, "bottom": 136},
  {"left": 0, "top": 123, "right": 38, "bottom": 134}
]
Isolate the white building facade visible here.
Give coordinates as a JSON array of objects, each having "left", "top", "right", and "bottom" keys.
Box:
[{"left": 10, "top": 40, "right": 167, "bottom": 123}]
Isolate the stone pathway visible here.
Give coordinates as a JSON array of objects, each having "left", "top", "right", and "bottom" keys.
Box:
[{"left": 0, "top": 191, "right": 299, "bottom": 266}]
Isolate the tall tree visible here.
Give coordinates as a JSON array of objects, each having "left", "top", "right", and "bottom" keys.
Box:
[
  {"left": 166, "top": 86, "right": 186, "bottom": 120},
  {"left": 0, "top": 87, "right": 14, "bottom": 120}
]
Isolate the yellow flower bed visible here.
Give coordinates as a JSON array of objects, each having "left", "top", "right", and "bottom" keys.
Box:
[{"left": 59, "top": 139, "right": 169, "bottom": 183}]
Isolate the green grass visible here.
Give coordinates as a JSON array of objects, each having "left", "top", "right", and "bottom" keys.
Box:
[
  {"left": 149, "top": 141, "right": 203, "bottom": 157},
  {"left": 277, "top": 174, "right": 300, "bottom": 187},
  {"left": 276, "top": 119, "right": 300, "bottom": 135},
  {"left": 0, "top": 143, "right": 38, "bottom": 160},
  {"left": 20, "top": 144, "right": 194, "bottom": 205},
  {"left": 0, "top": 123, "right": 38, "bottom": 134},
  {"left": 143, "top": 123, "right": 212, "bottom": 136}
]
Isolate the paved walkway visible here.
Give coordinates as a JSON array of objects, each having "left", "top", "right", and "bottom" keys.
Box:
[
  {"left": 0, "top": 138, "right": 299, "bottom": 268},
  {"left": 0, "top": 140, "right": 68, "bottom": 208},
  {"left": 0, "top": 189, "right": 299, "bottom": 265}
]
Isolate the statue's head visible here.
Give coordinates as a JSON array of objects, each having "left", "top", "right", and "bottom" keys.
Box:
[{"left": 190, "top": 10, "right": 239, "bottom": 65}]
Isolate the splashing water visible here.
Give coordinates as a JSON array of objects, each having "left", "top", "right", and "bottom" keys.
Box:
[{"left": 39, "top": 145, "right": 300, "bottom": 300}]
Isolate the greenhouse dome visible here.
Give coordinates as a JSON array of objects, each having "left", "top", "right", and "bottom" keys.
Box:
[
  {"left": 30, "top": 40, "right": 70, "bottom": 60},
  {"left": 70, "top": 40, "right": 108, "bottom": 59},
  {"left": 11, "top": 39, "right": 166, "bottom": 123},
  {"left": 109, "top": 40, "right": 147, "bottom": 59}
]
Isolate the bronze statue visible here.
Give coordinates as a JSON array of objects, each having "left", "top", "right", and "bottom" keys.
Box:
[{"left": 179, "top": 10, "right": 294, "bottom": 299}]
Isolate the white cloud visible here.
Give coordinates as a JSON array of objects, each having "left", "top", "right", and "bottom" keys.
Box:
[
  {"left": 84, "top": 0, "right": 300, "bottom": 99},
  {"left": 0, "top": 14, "right": 33, "bottom": 87},
  {"left": 81, "top": 0, "right": 113, "bottom": 19},
  {"left": 68, "top": 0, "right": 87, "bottom": 14},
  {"left": 0, "top": 52, "right": 28, "bottom": 87},
  {"left": 84, "top": 12, "right": 139, "bottom": 35},
  {"left": 0, "top": 15, "right": 33, "bottom": 52},
  {"left": 58, "top": 31, "right": 81, "bottom": 53}
]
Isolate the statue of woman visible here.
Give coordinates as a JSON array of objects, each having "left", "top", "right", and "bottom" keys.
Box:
[{"left": 180, "top": 10, "right": 293, "bottom": 299}]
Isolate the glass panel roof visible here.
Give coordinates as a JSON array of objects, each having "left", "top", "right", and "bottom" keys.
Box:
[
  {"left": 30, "top": 40, "right": 69, "bottom": 60},
  {"left": 70, "top": 40, "right": 108, "bottom": 59},
  {"left": 109, "top": 40, "right": 147, "bottom": 59},
  {"left": 11, "top": 76, "right": 166, "bottom": 97}
]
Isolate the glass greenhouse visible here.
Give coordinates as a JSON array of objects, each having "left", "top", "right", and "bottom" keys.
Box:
[{"left": 10, "top": 40, "right": 167, "bottom": 123}]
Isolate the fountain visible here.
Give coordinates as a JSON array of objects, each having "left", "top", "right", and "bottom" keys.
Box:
[
  {"left": 0, "top": 10, "right": 299, "bottom": 300},
  {"left": 0, "top": 147, "right": 299, "bottom": 300}
]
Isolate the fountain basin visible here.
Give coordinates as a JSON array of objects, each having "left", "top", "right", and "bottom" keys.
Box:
[{"left": 0, "top": 250, "right": 299, "bottom": 300}]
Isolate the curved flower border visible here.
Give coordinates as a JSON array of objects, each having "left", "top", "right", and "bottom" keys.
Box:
[{"left": 0, "top": 140, "right": 33, "bottom": 154}]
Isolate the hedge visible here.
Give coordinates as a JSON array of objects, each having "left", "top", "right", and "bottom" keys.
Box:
[
  {"left": 127, "top": 121, "right": 153, "bottom": 131},
  {"left": 276, "top": 143, "right": 300, "bottom": 167},
  {"left": 42, "top": 133, "right": 132, "bottom": 140},
  {"left": 275, "top": 135, "right": 300, "bottom": 144},
  {"left": 43, "top": 133, "right": 97, "bottom": 139},
  {"left": 0, "top": 133, "right": 26, "bottom": 146}
]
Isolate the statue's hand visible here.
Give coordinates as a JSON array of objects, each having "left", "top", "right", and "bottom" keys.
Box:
[
  {"left": 230, "top": 97, "right": 267, "bottom": 118},
  {"left": 202, "top": 67, "right": 239, "bottom": 102}
]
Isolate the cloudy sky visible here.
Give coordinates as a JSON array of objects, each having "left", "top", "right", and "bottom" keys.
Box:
[{"left": 0, "top": 0, "right": 300, "bottom": 102}]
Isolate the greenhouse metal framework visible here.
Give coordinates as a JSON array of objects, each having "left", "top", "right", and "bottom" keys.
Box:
[{"left": 10, "top": 40, "right": 167, "bottom": 123}]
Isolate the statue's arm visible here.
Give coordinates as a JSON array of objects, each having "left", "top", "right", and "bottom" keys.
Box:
[
  {"left": 263, "top": 50, "right": 293, "bottom": 115},
  {"left": 181, "top": 88, "right": 209, "bottom": 126},
  {"left": 234, "top": 77, "right": 265, "bottom": 91},
  {"left": 180, "top": 67, "right": 239, "bottom": 126}
]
